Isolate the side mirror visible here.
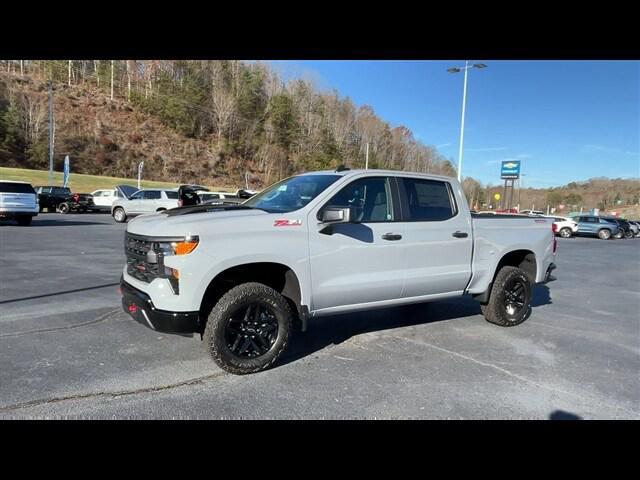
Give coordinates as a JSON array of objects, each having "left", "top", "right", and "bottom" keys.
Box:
[{"left": 321, "top": 207, "right": 351, "bottom": 224}]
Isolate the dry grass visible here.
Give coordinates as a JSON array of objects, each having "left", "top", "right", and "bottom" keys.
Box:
[{"left": 0, "top": 167, "right": 231, "bottom": 193}]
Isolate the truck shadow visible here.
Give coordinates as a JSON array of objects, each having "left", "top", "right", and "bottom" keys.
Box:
[{"left": 280, "top": 284, "right": 552, "bottom": 367}]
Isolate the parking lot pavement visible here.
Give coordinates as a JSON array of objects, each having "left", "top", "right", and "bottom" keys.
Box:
[{"left": 1, "top": 213, "right": 639, "bottom": 419}]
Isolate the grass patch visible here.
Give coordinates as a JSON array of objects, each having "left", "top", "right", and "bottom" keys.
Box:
[{"left": 0, "top": 167, "right": 229, "bottom": 193}]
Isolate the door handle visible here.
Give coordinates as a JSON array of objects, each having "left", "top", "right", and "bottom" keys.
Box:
[
  {"left": 382, "top": 233, "right": 402, "bottom": 241},
  {"left": 452, "top": 231, "right": 468, "bottom": 238}
]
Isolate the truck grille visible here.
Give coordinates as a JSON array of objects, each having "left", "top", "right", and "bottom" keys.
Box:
[{"left": 124, "top": 233, "right": 163, "bottom": 283}]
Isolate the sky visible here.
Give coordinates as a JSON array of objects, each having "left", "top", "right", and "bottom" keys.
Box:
[{"left": 268, "top": 60, "right": 639, "bottom": 188}]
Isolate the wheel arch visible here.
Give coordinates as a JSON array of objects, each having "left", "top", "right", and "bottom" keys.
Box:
[
  {"left": 473, "top": 249, "right": 537, "bottom": 304},
  {"left": 199, "top": 262, "right": 307, "bottom": 332}
]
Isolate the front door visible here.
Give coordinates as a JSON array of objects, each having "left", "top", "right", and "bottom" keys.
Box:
[{"left": 308, "top": 176, "right": 405, "bottom": 312}]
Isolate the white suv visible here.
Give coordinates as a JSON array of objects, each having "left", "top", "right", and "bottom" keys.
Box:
[
  {"left": 111, "top": 187, "right": 180, "bottom": 223},
  {"left": 549, "top": 216, "right": 579, "bottom": 238},
  {"left": 0, "top": 181, "right": 39, "bottom": 226}
]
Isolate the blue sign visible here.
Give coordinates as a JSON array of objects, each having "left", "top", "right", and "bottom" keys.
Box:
[
  {"left": 501, "top": 160, "right": 521, "bottom": 179},
  {"left": 63, "top": 155, "right": 70, "bottom": 187}
]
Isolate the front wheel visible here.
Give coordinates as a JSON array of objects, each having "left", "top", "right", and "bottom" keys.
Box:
[
  {"left": 480, "top": 266, "right": 532, "bottom": 327},
  {"left": 112, "top": 207, "right": 127, "bottom": 223},
  {"left": 612, "top": 230, "right": 623, "bottom": 239},
  {"left": 204, "top": 282, "right": 293, "bottom": 375},
  {"left": 57, "top": 203, "right": 70, "bottom": 214},
  {"left": 624, "top": 230, "right": 633, "bottom": 239},
  {"left": 559, "top": 227, "right": 572, "bottom": 238}
]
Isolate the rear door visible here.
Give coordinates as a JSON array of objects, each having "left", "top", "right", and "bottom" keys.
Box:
[
  {"left": 396, "top": 176, "right": 473, "bottom": 298},
  {"left": 308, "top": 175, "right": 405, "bottom": 311},
  {"left": 140, "top": 190, "right": 162, "bottom": 212}
]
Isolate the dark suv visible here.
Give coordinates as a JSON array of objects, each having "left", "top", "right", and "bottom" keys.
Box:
[
  {"left": 35, "top": 186, "right": 72, "bottom": 212},
  {"left": 601, "top": 217, "right": 634, "bottom": 239}
]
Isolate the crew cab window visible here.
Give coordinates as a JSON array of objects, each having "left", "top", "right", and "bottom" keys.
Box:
[
  {"left": 401, "top": 178, "right": 456, "bottom": 221},
  {"left": 93, "top": 191, "right": 103, "bottom": 197},
  {"left": 53, "top": 187, "right": 70, "bottom": 195},
  {"left": 143, "top": 191, "right": 161, "bottom": 200},
  {"left": 323, "top": 177, "right": 394, "bottom": 222},
  {"left": 130, "top": 191, "right": 144, "bottom": 200},
  {"left": 164, "top": 191, "right": 179, "bottom": 199}
]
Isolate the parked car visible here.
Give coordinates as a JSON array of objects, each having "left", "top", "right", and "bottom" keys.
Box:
[
  {"left": 571, "top": 215, "right": 620, "bottom": 239},
  {"left": 120, "top": 168, "right": 557, "bottom": 375},
  {"left": 621, "top": 219, "right": 639, "bottom": 237},
  {"left": 90, "top": 188, "right": 121, "bottom": 212},
  {"left": 601, "top": 217, "right": 634, "bottom": 239},
  {"left": 0, "top": 180, "right": 39, "bottom": 226},
  {"left": 35, "top": 186, "right": 72, "bottom": 212},
  {"left": 57, "top": 193, "right": 98, "bottom": 214},
  {"left": 111, "top": 186, "right": 180, "bottom": 223},
  {"left": 547, "top": 216, "right": 579, "bottom": 238}
]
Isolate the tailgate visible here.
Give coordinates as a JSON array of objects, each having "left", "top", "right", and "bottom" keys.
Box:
[{"left": 0, "top": 193, "right": 37, "bottom": 209}]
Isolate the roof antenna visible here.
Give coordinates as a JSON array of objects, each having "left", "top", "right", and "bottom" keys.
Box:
[{"left": 335, "top": 164, "right": 350, "bottom": 172}]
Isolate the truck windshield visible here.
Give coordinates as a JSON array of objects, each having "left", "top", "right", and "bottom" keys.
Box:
[{"left": 243, "top": 174, "right": 341, "bottom": 213}]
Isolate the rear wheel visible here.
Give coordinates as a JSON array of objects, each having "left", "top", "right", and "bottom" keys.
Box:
[
  {"left": 598, "top": 229, "right": 612, "bottom": 240},
  {"left": 613, "top": 230, "right": 623, "bottom": 239},
  {"left": 624, "top": 230, "right": 633, "bottom": 239},
  {"left": 204, "top": 282, "right": 293, "bottom": 375},
  {"left": 58, "top": 203, "right": 70, "bottom": 214},
  {"left": 113, "top": 207, "right": 127, "bottom": 223},
  {"left": 480, "top": 266, "right": 532, "bottom": 327},
  {"left": 559, "top": 227, "right": 572, "bottom": 238},
  {"left": 16, "top": 216, "right": 32, "bottom": 226}
]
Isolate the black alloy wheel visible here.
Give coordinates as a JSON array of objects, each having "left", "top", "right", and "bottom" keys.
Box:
[{"left": 224, "top": 302, "right": 279, "bottom": 359}]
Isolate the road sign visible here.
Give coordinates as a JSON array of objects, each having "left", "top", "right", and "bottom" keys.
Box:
[
  {"left": 501, "top": 160, "right": 521, "bottom": 179},
  {"left": 494, "top": 193, "right": 501, "bottom": 201}
]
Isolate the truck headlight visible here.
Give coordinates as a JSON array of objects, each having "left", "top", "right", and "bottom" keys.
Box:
[{"left": 153, "top": 235, "right": 199, "bottom": 256}]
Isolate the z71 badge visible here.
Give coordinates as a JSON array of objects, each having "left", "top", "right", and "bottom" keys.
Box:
[{"left": 274, "top": 219, "right": 302, "bottom": 227}]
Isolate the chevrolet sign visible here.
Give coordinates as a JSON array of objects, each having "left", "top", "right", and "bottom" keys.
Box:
[{"left": 500, "top": 160, "right": 521, "bottom": 179}]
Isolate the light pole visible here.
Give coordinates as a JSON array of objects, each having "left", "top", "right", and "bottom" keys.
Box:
[{"left": 447, "top": 61, "right": 487, "bottom": 181}]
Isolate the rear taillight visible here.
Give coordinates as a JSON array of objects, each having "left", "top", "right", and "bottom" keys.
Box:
[
  {"left": 552, "top": 223, "right": 558, "bottom": 233},
  {"left": 552, "top": 224, "right": 558, "bottom": 253},
  {"left": 178, "top": 199, "right": 183, "bottom": 207}
]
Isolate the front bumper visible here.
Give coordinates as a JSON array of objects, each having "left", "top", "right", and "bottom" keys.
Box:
[{"left": 120, "top": 277, "right": 201, "bottom": 335}]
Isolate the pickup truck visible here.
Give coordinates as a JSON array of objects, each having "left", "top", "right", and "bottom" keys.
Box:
[{"left": 120, "top": 168, "right": 557, "bottom": 375}]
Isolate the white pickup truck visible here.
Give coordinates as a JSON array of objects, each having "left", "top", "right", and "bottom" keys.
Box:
[{"left": 120, "top": 168, "right": 557, "bottom": 374}]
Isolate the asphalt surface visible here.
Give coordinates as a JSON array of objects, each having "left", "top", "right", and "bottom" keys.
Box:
[{"left": 0, "top": 213, "right": 638, "bottom": 419}]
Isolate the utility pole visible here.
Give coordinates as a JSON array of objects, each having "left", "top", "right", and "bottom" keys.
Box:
[
  {"left": 110, "top": 60, "right": 114, "bottom": 100},
  {"left": 68, "top": 60, "right": 71, "bottom": 86},
  {"left": 365, "top": 142, "right": 369, "bottom": 169},
  {"left": 48, "top": 80, "right": 54, "bottom": 184}
]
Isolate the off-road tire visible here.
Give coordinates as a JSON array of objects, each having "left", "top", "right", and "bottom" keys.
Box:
[
  {"left": 480, "top": 266, "right": 532, "bottom": 327},
  {"left": 113, "top": 207, "right": 127, "bottom": 223},
  {"left": 598, "top": 229, "right": 612, "bottom": 240},
  {"left": 204, "top": 282, "right": 293, "bottom": 375},
  {"left": 16, "top": 216, "right": 32, "bottom": 226}
]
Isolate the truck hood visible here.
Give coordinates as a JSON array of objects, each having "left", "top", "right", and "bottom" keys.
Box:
[{"left": 126, "top": 206, "right": 268, "bottom": 237}]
